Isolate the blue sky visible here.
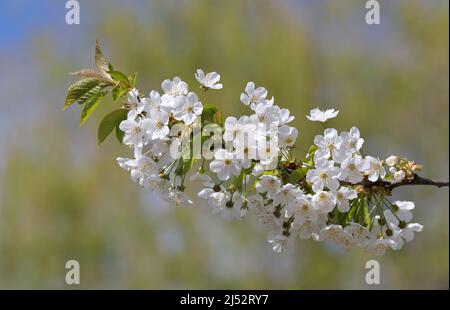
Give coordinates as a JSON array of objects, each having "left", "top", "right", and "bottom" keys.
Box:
[{"left": 0, "top": 1, "right": 61, "bottom": 46}]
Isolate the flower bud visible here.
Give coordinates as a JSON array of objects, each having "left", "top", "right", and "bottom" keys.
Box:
[
  {"left": 391, "top": 204, "right": 399, "bottom": 212},
  {"left": 394, "top": 170, "right": 406, "bottom": 182},
  {"left": 378, "top": 217, "right": 386, "bottom": 226},
  {"left": 386, "top": 155, "right": 399, "bottom": 167}
]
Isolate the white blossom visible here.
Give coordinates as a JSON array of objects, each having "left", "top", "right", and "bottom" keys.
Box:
[
  {"left": 320, "top": 225, "right": 354, "bottom": 249},
  {"left": 314, "top": 128, "right": 350, "bottom": 163},
  {"left": 400, "top": 223, "right": 423, "bottom": 242},
  {"left": 311, "top": 191, "right": 336, "bottom": 214},
  {"left": 335, "top": 187, "right": 358, "bottom": 212},
  {"left": 278, "top": 125, "right": 298, "bottom": 147},
  {"left": 161, "top": 76, "right": 188, "bottom": 97},
  {"left": 344, "top": 222, "right": 371, "bottom": 246},
  {"left": 195, "top": 69, "right": 223, "bottom": 90},
  {"left": 256, "top": 175, "right": 281, "bottom": 198},
  {"left": 365, "top": 156, "right": 386, "bottom": 182},
  {"left": 267, "top": 229, "right": 292, "bottom": 253},
  {"left": 272, "top": 184, "right": 297, "bottom": 206},
  {"left": 142, "top": 110, "right": 170, "bottom": 140},
  {"left": 119, "top": 118, "right": 148, "bottom": 147},
  {"left": 340, "top": 127, "right": 364, "bottom": 154},
  {"left": 168, "top": 189, "right": 193, "bottom": 207},
  {"left": 277, "top": 108, "right": 295, "bottom": 125},
  {"left": 172, "top": 92, "right": 203, "bottom": 125},
  {"left": 387, "top": 200, "right": 415, "bottom": 223},
  {"left": 306, "top": 158, "right": 340, "bottom": 192},
  {"left": 306, "top": 108, "right": 339, "bottom": 122},
  {"left": 339, "top": 155, "right": 368, "bottom": 184},
  {"left": 126, "top": 88, "right": 146, "bottom": 119},
  {"left": 366, "top": 238, "right": 393, "bottom": 256},
  {"left": 240, "top": 81, "right": 268, "bottom": 109},
  {"left": 287, "top": 196, "right": 318, "bottom": 224},
  {"left": 209, "top": 149, "right": 242, "bottom": 181}
]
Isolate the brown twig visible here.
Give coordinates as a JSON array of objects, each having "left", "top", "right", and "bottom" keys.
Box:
[{"left": 344, "top": 174, "right": 449, "bottom": 191}]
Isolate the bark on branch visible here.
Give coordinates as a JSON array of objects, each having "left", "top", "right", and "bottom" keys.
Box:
[{"left": 347, "top": 174, "right": 449, "bottom": 191}]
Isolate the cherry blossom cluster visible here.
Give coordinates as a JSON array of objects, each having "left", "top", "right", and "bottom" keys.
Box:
[
  {"left": 113, "top": 69, "right": 425, "bottom": 255},
  {"left": 251, "top": 121, "right": 422, "bottom": 255},
  {"left": 116, "top": 75, "right": 205, "bottom": 207}
]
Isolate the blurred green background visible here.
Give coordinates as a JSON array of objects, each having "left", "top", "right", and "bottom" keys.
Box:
[{"left": 0, "top": 0, "right": 448, "bottom": 289}]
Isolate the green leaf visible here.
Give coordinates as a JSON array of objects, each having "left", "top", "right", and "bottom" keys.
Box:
[
  {"left": 287, "top": 168, "right": 301, "bottom": 184},
  {"left": 202, "top": 103, "right": 218, "bottom": 123},
  {"left": 233, "top": 171, "right": 245, "bottom": 190},
  {"left": 97, "top": 109, "right": 128, "bottom": 144},
  {"left": 287, "top": 167, "right": 307, "bottom": 184},
  {"left": 95, "top": 41, "right": 109, "bottom": 76},
  {"left": 112, "top": 86, "right": 129, "bottom": 101},
  {"left": 64, "top": 78, "right": 101, "bottom": 109},
  {"left": 129, "top": 72, "right": 137, "bottom": 87},
  {"left": 356, "top": 197, "right": 370, "bottom": 227},
  {"left": 108, "top": 70, "right": 131, "bottom": 87},
  {"left": 116, "top": 125, "right": 125, "bottom": 143},
  {"left": 305, "top": 145, "right": 318, "bottom": 165},
  {"left": 345, "top": 199, "right": 359, "bottom": 223},
  {"left": 80, "top": 89, "right": 105, "bottom": 126},
  {"left": 214, "top": 111, "right": 223, "bottom": 126}
]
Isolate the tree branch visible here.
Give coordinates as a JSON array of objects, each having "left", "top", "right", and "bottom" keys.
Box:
[{"left": 348, "top": 174, "right": 449, "bottom": 191}]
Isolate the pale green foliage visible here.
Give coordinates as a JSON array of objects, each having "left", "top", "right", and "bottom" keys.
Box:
[{"left": 65, "top": 42, "right": 137, "bottom": 142}]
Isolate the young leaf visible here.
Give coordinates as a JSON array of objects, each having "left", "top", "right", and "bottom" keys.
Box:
[
  {"left": 70, "top": 69, "right": 112, "bottom": 83},
  {"left": 97, "top": 109, "right": 128, "bottom": 145},
  {"left": 64, "top": 78, "right": 101, "bottom": 109},
  {"left": 112, "top": 86, "right": 129, "bottom": 101},
  {"left": 95, "top": 41, "right": 110, "bottom": 77},
  {"left": 108, "top": 70, "right": 131, "bottom": 87},
  {"left": 129, "top": 72, "right": 137, "bottom": 87},
  {"left": 80, "top": 90, "right": 105, "bottom": 126}
]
